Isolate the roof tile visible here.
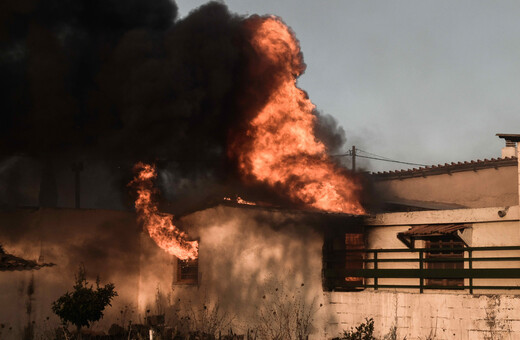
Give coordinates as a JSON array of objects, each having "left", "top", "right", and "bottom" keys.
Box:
[{"left": 372, "top": 156, "right": 517, "bottom": 180}]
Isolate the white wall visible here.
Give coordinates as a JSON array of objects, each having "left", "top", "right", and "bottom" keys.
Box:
[
  {"left": 328, "top": 206, "right": 519, "bottom": 339},
  {"left": 374, "top": 165, "right": 518, "bottom": 208},
  {"left": 326, "top": 290, "right": 520, "bottom": 340},
  {"left": 137, "top": 205, "right": 332, "bottom": 338},
  {"left": 2, "top": 205, "right": 519, "bottom": 339}
]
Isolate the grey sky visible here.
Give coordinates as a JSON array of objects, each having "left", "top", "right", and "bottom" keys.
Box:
[{"left": 177, "top": 0, "right": 520, "bottom": 171}]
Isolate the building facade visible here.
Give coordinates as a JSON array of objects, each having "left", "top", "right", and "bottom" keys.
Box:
[
  {"left": 322, "top": 134, "right": 520, "bottom": 339},
  {"left": 0, "top": 134, "right": 519, "bottom": 339}
]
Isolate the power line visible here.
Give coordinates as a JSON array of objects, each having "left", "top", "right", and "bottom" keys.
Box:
[
  {"left": 333, "top": 149, "right": 428, "bottom": 167},
  {"left": 356, "top": 148, "right": 395, "bottom": 161},
  {"left": 355, "top": 154, "right": 428, "bottom": 167}
]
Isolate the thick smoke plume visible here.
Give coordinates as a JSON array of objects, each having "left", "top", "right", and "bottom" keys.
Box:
[{"left": 0, "top": 0, "right": 348, "bottom": 210}]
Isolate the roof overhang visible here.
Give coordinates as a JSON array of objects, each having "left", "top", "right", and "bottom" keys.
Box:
[
  {"left": 0, "top": 246, "right": 55, "bottom": 272},
  {"left": 496, "top": 133, "right": 520, "bottom": 143},
  {"left": 397, "top": 223, "right": 472, "bottom": 248}
]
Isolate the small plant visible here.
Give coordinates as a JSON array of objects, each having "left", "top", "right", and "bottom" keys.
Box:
[
  {"left": 256, "top": 282, "right": 319, "bottom": 340},
  {"left": 334, "top": 318, "right": 376, "bottom": 340},
  {"left": 383, "top": 324, "right": 404, "bottom": 340},
  {"left": 51, "top": 264, "right": 118, "bottom": 334}
]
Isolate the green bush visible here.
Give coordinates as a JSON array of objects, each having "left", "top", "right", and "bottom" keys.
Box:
[{"left": 52, "top": 265, "right": 118, "bottom": 333}]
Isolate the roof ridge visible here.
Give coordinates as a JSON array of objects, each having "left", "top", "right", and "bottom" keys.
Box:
[{"left": 371, "top": 156, "right": 517, "bottom": 178}]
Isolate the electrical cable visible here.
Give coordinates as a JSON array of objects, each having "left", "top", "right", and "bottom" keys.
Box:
[
  {"left": 356, "top": 148, "right": 395, "bottom": 161},
  {"left": 354, "top": 154, "right": 428, "bottom": 167},
  {"left": 332, "top": 150, "right": 428, "bottom": 167}
]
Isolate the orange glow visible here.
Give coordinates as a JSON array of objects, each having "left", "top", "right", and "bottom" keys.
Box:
[
  {"left": 236, "top": 16, "right": 364, "bottom": 214},
  {"left": 224, "top": 196, "right": 256, "bottom": 206},
  {"left": 130, "top": 162, "right": 198, "bottom": 260}
]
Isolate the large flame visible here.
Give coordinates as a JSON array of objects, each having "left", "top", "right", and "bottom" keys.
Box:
[
  {"left": 130, "top": 162, "right": 198, "bottom": 260},
  {"left": 235, "top": 16, "right": 365, "bottom": 215}
]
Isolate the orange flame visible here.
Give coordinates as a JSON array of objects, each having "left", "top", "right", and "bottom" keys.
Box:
[
  {"left": 224, "top": 196, "right": 256, "bottom": 206},
  {"left": 130, "top": 162, "right": 198, "bottom": 260},
  {"left": 236, "top": 16, "right": 364, "bottom": 215}
]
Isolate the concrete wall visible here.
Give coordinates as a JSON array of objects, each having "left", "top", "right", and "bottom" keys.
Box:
[
  {"left": 2, "top": 205, "right": 519, "bottom": 339},
  {"left": 323, "top": 206, "right": 519, "bottom": 339},
  {"left": 374, "top": 165, "right": 518, "bottom": 208},
  {"left": 364, "top": 207, "right": 520, "bottom": 292},
  {"left": 0, "top": 205, "right": 341, "bottom": 339},
  {"left": 137, "top": 205, "right": 332, "bottom": 338},
  {"left": 326, "top": 290, "right": 520, "bottom": 340},
  {"left": 137, "top": 205, "right": 520, "bottom": 339},
  {"left": 0, "top": 208, "right": 141, "bottom": 339}
]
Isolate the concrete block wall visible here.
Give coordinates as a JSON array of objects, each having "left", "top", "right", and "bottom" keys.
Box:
[{"left": 325, "top": 291, "right": 520, "bottom": 340}]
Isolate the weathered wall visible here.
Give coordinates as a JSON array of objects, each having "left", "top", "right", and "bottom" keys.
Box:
[
  {"left": 366, "top": 207, "right": 520, "bottom": 292},
  {"left": 137, "top": 204, "right": 334, "bottom": 338},
  {"left": 328, "top": 206, "right": 520, "bottom": 339},
  {"left": 374, "top": 165, "right": 518, "bottom": 208},
  {"left": 135, "top": 205, "right": 520, "bottom": 339},
  {"left": 2, "top": 205, "right": 519, "bottom": 339},
  {"left": 326, "top": 290, "right": 520, "bottom": 340},
  {"left": 0, "top": 205, "right": 344, "bottom": 339},
  {"left": 0, "top": 208, "right": 141, "bottom": 339}
]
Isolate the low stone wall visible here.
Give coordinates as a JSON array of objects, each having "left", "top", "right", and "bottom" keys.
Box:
[{"left": 324, "top": 290, "right": 520, "bottom": 340}]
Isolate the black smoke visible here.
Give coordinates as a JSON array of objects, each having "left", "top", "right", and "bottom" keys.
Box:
[{"left": 0, "top": 0, "right": 347, "bottom": 210}]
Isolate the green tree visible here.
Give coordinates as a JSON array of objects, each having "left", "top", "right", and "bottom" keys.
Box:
[{"left": 52, "top": 264, "right": 118, "bottom": 334}]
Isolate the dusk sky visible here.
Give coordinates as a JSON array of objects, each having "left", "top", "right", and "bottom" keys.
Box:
[{"left": 177, "top": 0, "right": 520, "bottom": 171}]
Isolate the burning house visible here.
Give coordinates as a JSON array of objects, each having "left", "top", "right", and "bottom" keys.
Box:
[
  {"left": 1, "top": 0, "right": 519, "bottom": 339},
  {"left": 0, "top": 1, "right": 367, "bottom": 338}
]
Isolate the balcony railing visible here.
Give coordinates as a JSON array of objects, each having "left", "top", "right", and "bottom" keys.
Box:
[{"left": 323, "top": 246, "right": 520, "bottom": 293}]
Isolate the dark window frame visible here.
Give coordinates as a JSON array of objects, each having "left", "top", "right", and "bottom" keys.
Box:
[
  {"left": 175, "top": 257, "right": 199, "bottom": 285},
  {"left": 322, "top": 228, "right": 366, "bottom": 291},
  {"left": 174, "top": 238, "right": 200, "bottom": 285},
  {"left": 425, "top": 235, "right": 465, "bottom": 288},
  {"left": 344, "top": 233, "right": 365, "bottom": 287}
]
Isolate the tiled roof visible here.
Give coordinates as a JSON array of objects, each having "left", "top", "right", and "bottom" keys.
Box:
[
  {"left": 399, "top": 223, "right": 471, "bottom": 237},
  {"left": 0, "top": 245, "right": 55, "bottom": 272},
  {"left": 371, "top": 156, "right": 517, "bottom": 180}
]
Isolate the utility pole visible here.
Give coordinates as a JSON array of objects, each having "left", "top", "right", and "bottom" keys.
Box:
[
  {"left": 352, "top": 145, "right": 356, "bottom": 172},
  {"left": 71, "top": 161, "right": 84, "bottom": 209}
]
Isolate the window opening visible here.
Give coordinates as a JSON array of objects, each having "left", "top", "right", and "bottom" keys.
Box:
[{"left": 425, "top": 236, "right": 464, "bottom": 288}]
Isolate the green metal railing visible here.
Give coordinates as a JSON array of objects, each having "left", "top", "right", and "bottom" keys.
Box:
[{"left": 323, "top": 246, "right": 520, "bottom": 293}]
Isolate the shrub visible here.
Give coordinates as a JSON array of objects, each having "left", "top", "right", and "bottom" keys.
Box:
[
  {"left": 51, "top": 264, "right": 118, "bottom": 333},
  {"left": 334, "top": 318, "right": 376, "bottom": 340}
]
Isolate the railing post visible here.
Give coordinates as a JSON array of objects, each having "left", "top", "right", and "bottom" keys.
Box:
[
  {"left": 374, "top": 251, "right": 378, "bottom": 290},
  {"left": 363, "top": 251, "right": 367, "bottom": 290},
  {"left": 419, "top": 250, "right": 424, "bottom": 293},
  {"left": 468, "top": 249, "right": 473, "bottom": 294}
]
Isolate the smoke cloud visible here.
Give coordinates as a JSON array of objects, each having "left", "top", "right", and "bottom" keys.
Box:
[{"left": 0, "top": 0, "right": 348, "bottom": 209}]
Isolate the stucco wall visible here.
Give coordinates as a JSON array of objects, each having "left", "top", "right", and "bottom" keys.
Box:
[
  {"left": 2, "top": 206, "right": 519, "bottom": 339},
  {"left": 326, "top": 290, "right": 520, "bottom": 340},
  {"left": 137, "top": 205, "right": 333, "bottom": 338},
  {"left": 330, "top": 206, "right": 520, "bottom": 339},
  {"left": 0, "top": 208, "right": 141, "bottom": 339},
  {"left": 374, "top": 165, "right": 518, "bottom": 208},
  {"left": 365, "top": 207, "right": 520, "bottom": 293},
  {"left": 0, "top": 206, "right": 344, "bottom": 339}
]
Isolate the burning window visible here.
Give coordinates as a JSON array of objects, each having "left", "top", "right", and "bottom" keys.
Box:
[
  {"left": 425, "top": 236, "right": 464, "bottom": 288},
  {"left": 344, "top": 233, "right": 365, "bottom": 286},
  {"left": 176, "top": 258, "right": 198, "bottom": 285},
  {"left": 322, "top": 228, "right": 366, "bottom": 291}
]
